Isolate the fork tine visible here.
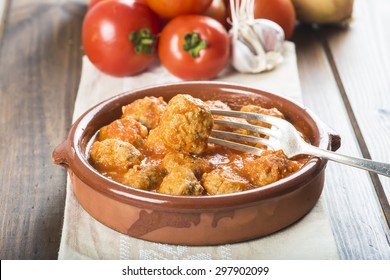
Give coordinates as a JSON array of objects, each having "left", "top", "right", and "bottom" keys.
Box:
[
  {"left": 209, "top": 109, "right": 285, "bottom": 156},
  {"left": 211, "top": 130, "right": 274, "bottom": 148},
  {"left": 213, "top": 119, "right": 277, "bottom": 137},
  {"left": 211, "top": 109, "right": 283, "bottom": 127},
  {"left": 208, "top": 137, "right": 265, "bottom": 156}
]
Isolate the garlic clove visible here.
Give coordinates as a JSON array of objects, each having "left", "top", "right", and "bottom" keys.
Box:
[
  {"left": 228, "top": 0, "right": 285, "bottom": 74},
  {"left": 231, "top": 38, "right": 267, "bottom": 73},
  {"left": 252, "top": 19, "right": 285, "bottom": 52},
  {"left": 230, "top": 36, "right": 283, "bottom": 73},
  {"left": 264, "top": 52, "right": 284, "bottom": 71}
]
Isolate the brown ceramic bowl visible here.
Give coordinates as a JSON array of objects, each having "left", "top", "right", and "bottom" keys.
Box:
[{"left": 53, "top": 82, "right": 340, "bottom": 245}]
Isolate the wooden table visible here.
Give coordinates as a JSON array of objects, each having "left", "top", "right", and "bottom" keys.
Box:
[{"left": 1, "top": 0, "right": 389, "bottom": 259}]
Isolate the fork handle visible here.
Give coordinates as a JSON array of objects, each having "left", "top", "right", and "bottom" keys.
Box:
[{"left": 304, "top": 145, "right": 390, "bottom": 177}]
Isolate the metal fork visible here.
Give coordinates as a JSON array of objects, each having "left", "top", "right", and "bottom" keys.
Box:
[{"left": 209, "top": 109, "right": 390, "bottom": 177}]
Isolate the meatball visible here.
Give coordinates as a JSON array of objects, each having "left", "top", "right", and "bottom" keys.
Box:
[
  {"left": 143, "top": 127, "right": 173, "bottom": 155},
  {"left": 122, "top": 96, "right": 167, "bottom": 129},
  {"left": 122, "top": 165, "right": 165, "bottom": 191},
  {"left": 89, "top": 139, "right": 143, "bottom": 173},
  {"left": 240, "top": 105, "right": 285, "bottom": 148},
  {"left": 240, "top": 105, "right": 284, "bottom": 128},
  {"left": 204, "top": 100, "right": 231, "bottom": 110},
  {"left": 202, "top": 168, "right": 252, "bottom": 195},
  {"left": 241, "top": 150, "right": 299, "bottom": 187},
  {"left": 162, "top": 152, "right": 213, "bottom": 178},
  {"left": 205, "top": 99, "right": 250, "bottom": 133},
  {"left": 158, "top": 94, "right": 213, "bottom": 154},
  {"left": 158, "top": 167, "right": 204, "bottom": 196},
  {"left": 98, "top": 116, "right": 148, "bottom": 148}
]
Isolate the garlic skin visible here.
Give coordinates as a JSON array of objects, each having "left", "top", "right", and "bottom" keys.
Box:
[
  {"left": 292, "top": 0, "right": 354, "bottom": 25},
  {"left": 231, "top": 39, "right": 267, "bottom": 73},
  {"left": 229, "top": 0, "right": 285, "bottom": 73},
  {"left": 252, "top": 19, "right": 284, "bottom": 52}
]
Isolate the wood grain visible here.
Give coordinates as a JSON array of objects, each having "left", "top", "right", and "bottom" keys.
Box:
[
  {"left": 293, "top": 25, "right": 390, "bottom": 259},
  {"left": 322, "top": 0, "right": 390, "bottom": 217},
  {"left": 0, "top": 0, "right": 9, "bottom": 45},
  {"left": 0, "top": 0, "right": 86, "bottom": 259},
  {"left": 1, "top": 0, "right": 389, "bottom": 260}
]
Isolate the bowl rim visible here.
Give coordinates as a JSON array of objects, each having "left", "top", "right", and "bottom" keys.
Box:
[{"left": 56, "top": 81, "right": 335, "bottom": 211}]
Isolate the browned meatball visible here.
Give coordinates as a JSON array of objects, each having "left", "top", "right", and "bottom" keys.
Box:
[
  {"left": 240, "top": 105, "right": 285, "bottom": 148},
  {"left": 98, "top": 116, "right": 148, "bottom": 148},
  {"left": 89, "top": 139, "right": 143, "bottom": 173},
  {"left": 241, "top": 150, "right": 299, "bottom": 187},
  {"left": 240, "top": 105, "right": 284, "bottom": 128},
  {"left": 204, "top": 100, "right": 231, "bottom": 110},
  {"left": 122, "top": 96, "right": 167, "bottom": 129},
  {"left": 202, "top": 168, "right": 252, "bottom": 195},
  {"left": 121, "top": 165, "right": 165, "bottom": 191},
  {"left": 158, "top": 167, "right": 204, "bottom": 196},
  {"left": 162, "top": 152, "right": 213, "bottom": 178},
  {"left": 204, "top": 99, "right": 251, "bottom": 133},
  {"left": 143, "top": 127, "right": 173, "bottom": 155},
  {"left": 158, "top": 94, "right": 213, "bottom": 154}
]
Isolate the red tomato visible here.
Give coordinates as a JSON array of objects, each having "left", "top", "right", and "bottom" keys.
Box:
[
  {"left": 202, "top": 0, "right": 228, "bottom": 28},
  {"left": 158, "top": 15, "right": 230, "bottom": 80},
  {"left": 253, "top": 0, "right": 296, "bottom": 39},
  {"left": 88, "top": 0, "right": 146, "bottom": 10},
  {"left": 88, "top": 0, "right": 106, "bottom": 10},
  {"left": 146, "top": 0, "right": 213, "bottom": 19},
  {"left": 82, "top": 0, "right": 160, "bottom": 77},
  {"left": 225, "top": 0, "right": 296, "bottom": 39}
]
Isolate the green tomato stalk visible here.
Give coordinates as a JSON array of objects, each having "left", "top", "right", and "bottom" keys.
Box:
[
  {"left": 183, "top": 32, "right": 208, "bottom": 58},
  {"left": 129, "top": 28, "right": 157, "bottom": 55}
]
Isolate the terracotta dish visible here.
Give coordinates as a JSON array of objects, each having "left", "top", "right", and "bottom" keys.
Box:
[{"left": 53, "top": 82, "right": 340, "bottom": 245}]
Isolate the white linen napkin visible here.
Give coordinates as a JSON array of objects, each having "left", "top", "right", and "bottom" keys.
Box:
[{"left": 58, "top": 42, "right": 339, "bottom": 259}]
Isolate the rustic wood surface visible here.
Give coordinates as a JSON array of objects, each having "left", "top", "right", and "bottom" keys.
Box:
[
  {"left": 0, "top": 0, "right": 389, "bottom": 259},
  {"left": 0, "top": 0, "right": 85, "bottom": 259},
  {"left": 294, "top": 0, "right": 390, "bottom": 259}
]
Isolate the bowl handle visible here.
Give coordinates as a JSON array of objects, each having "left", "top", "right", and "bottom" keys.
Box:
[
  {"left": 329, "top": 132, "right": 341, "bottom": 152},
  {"left": 52, "top": 139, "right": 70, "bottom": 168},
  {"left": 317, "top": 118, "right": 341, "bottom": 152}
]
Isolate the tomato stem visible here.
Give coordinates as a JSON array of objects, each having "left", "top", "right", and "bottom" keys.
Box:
[
  {"left": 183, "top": 32, "right": 207, "bottom": 58},
  {"left": 129, "top": 28, "right": 156, "bottom": 55}
]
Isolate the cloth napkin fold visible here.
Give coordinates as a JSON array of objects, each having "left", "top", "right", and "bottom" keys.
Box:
[{"left": 58, "top": 42, "right": 339, "bottom": 259}]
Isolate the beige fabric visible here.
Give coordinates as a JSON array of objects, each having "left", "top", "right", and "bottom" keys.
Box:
[{"left": 58, "top": 42, "right": 339, "bottom": 260}]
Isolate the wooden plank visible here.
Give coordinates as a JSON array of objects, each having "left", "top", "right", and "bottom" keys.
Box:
[
  {"left": 1, "top": 0, "right": 389, "bottom": 260},
  {"left": 293, "top": 25, "right": 390, "bottom": 259},
  {"left": 0, "top": 0, "right": 9, "bottom": 45},
  {"left": 0, "top": 0, "right": 86, "bottom": 259},
  {"left": 324, "top": 0, "right": 390, "bottom": 209}
]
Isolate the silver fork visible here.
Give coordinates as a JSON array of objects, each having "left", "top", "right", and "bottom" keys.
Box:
[{"left": 209, "top": 109, "right": 390, "bottom": 177}]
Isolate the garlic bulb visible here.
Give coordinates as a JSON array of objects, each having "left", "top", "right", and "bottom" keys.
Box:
[
  {"left": 252, "top": 19, "right": 285, "bottom": 52},
  {"left": 229, "top": 0, "right": 285, "bottom": 73},
  {"left": 292, "top": 0, "right": 354, "bottom": 25}
]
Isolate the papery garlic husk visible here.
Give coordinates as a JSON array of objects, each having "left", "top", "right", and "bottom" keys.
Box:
[
  {"left": 252, "top": 19, "right": 285, "bottom": 52},
  {"left": 292, "top": 0, "right": 354, "bottom": 25},
  {"left": 231, "top": 37, "right": 267, "bottom": 73},
  {"left": 229, "top": 0, "right": 285, "bottom": 73},
  {"left": 230, "top": 19, "right": 285, "bottom": 73}
]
